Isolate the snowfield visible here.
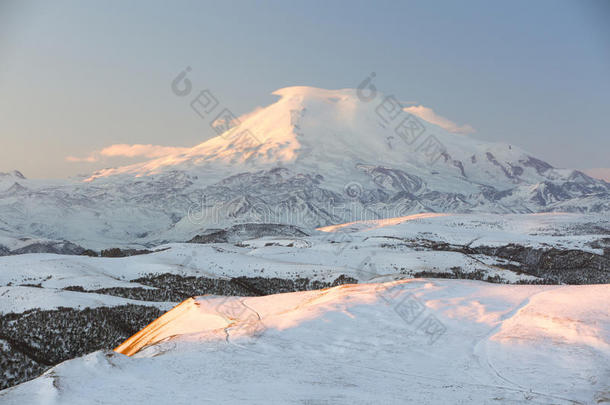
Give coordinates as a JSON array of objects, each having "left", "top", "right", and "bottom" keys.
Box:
[
  {"left": 0, "top": 212, "right": 607, "bottom": 398},
  {"left": 0, "top": 212, "right": 607, "bottom": 315},
  {"left": 0, "top": 286, "right": 173, "bottom": 314},
  {"left": 1, "top": 280, "right": 608, "bottom": 404}
]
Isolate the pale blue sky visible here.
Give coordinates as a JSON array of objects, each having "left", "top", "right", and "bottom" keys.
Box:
[{"left": 1, "top": 0, "right": 608, "bottom": 178}]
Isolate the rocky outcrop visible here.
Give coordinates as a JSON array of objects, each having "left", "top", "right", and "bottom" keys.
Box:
[
  {"left": 11, "top": 241, "right": 86, "bottom": 256},
  {"left": 189, "top": 223, "right": 309, "bottom": 244}
]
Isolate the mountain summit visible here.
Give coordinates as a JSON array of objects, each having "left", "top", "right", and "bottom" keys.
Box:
[{"left": 87, "top": 86, "right": 566, "bottom": 191}]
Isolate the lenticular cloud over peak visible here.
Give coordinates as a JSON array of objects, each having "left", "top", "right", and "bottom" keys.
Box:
[{"left": 403, "top": 104, "right": 476, "bottom": 134}]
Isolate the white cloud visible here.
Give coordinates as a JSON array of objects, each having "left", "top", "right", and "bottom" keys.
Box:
[
  {"left": 65, "top": 155, "right": 98, "bottom": 163},
  {"left": 581, "top": 168, "right": 610, "bottom": 182},
  {"left": 99, "top": 144, "right": 189, "bottom": 158},
  {"left": 403, "top": 105, "right": 476, "bottom": 135},
  {"left": 66, "top": 144, "right": 189, "bottom": 163}
]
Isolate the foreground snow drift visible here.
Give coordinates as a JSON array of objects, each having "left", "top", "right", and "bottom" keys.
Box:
[{"left": 2, "top": 280, "right": 608, "bottom": 404}]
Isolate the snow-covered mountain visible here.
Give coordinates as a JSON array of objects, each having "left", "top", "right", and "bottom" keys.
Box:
[{"left": 0, "top": 87, "right": 608, "bottom": 248}]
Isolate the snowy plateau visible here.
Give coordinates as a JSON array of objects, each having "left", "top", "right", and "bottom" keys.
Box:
[{"left": 0, "top": 87, "right": 608, "bottom": 404}]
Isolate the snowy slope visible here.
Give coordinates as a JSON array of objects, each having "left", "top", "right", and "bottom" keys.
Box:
[
  {"left": 318, "top": 212, "right": 608, "bottom": 253},
  {"left": 82, "top": 86, "right": 609, "bottom": 200},
  {"left": 0, "top": 213, "right": 607, "bottom": 395},
  {"left": 0, "top": 212, "right": 607, "bottom": 317},
  {"left": 0, "top": 286, "right": 172, "bottom": 314},
  {"left": 2, "top": 280, "right": 608, "bottom": 404},
  {"left": 81, "top": 87, "right": 584, "bottom": 189},
  {"left": 0, "top": 87, "right": 608, "bottom": 247}
]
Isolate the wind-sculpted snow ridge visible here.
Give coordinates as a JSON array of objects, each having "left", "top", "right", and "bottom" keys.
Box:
[
  {"left": 1, "top": 280, "right": 608, "bottom": 404},
  {"left": 0, "top": 87, "right": 608, "bottom": 246}
]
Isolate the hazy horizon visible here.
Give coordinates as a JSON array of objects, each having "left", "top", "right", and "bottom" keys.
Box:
[{"left": 1, "top": 0, "right": 609, "bottom": 180}]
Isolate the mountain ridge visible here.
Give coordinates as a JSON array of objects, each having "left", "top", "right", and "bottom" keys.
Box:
[{"left": 0, "top": 86, "right": 607, "bottom": 247}]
